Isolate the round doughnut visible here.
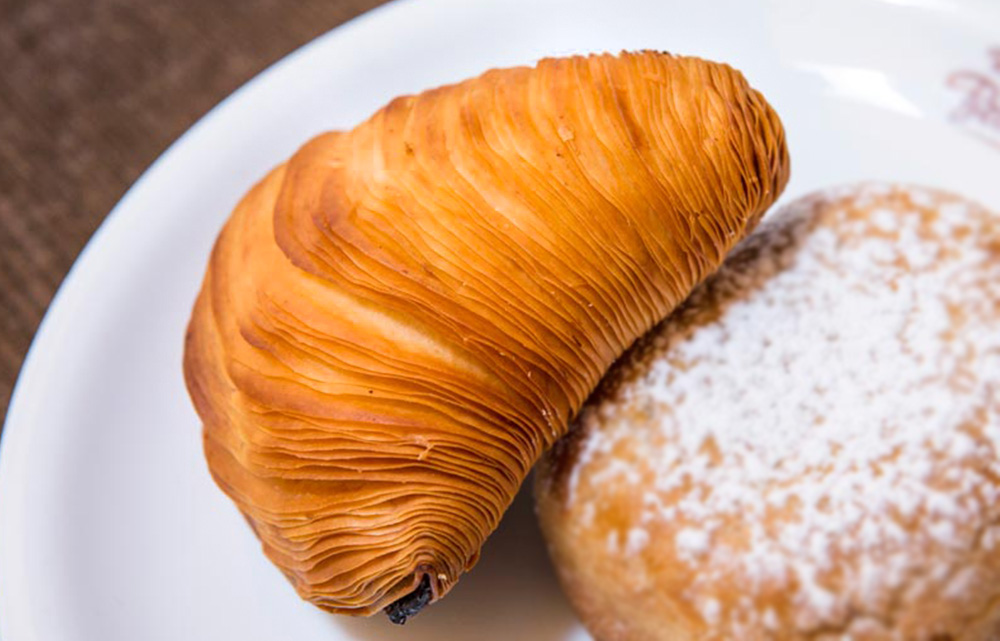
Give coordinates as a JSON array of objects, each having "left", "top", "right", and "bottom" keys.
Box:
[{"left": 536, "top": 184, "right": 1000, "bottom": 641}]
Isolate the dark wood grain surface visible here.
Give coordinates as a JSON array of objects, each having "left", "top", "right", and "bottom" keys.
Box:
[{"left": 0, "top": 0, "right": 390, "bottom": 427}]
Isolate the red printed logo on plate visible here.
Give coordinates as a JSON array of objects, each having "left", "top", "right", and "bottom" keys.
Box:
[{"left": 947, "top": 48, "right": 1000, "bottom": 149}]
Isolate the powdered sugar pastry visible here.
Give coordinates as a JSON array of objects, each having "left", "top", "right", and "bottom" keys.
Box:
[{"left": 567, "top": 184, "right": 1000, "bottom": 637}]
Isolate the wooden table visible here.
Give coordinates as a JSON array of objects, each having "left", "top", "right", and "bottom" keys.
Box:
[{"left": 0, "top": 0, "right": 389, "bottom": 426}]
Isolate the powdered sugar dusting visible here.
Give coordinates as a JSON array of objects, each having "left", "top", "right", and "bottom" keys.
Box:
[{"left": 565, "top": 184, "right": 1000, "bottom": 636}]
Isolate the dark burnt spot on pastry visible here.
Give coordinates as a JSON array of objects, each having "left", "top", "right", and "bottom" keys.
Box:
[{"left": 385, "top": 574, "right": 432, "bottom": 624}]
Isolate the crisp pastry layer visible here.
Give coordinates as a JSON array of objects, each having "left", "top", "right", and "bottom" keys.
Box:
[
  {"left": 537, "top": 184, "right": 1000, "bottom": 641},
  {"left": 183, "top": 50, "right": 789, "bottom": 616}
]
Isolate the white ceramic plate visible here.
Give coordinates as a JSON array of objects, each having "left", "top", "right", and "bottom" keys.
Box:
[{"left": 3, "top": 0, "right": 1000, "bottom": 639}]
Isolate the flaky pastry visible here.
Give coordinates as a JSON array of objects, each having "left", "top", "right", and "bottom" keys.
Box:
[{"left": 183, "top": 50, "right": 789, "bottom": 619}]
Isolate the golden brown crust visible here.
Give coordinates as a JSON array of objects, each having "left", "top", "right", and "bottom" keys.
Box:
[
  {"left": 537, "top": 184, "right": 1000, "bottom": 640},
  {"left": 183, "top": 50, "right": 789, "bottom": 615}
]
